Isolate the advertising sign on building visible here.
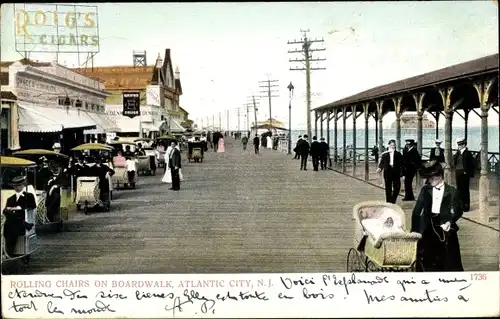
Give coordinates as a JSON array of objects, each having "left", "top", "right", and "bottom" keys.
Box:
[
  {"left": 14, "top": 4, "right": 100, "bottom": 54},
  {"left": 122, "top": 92, "right": 140, "bottom": 118},
  {"left": 146, "top": 85, "right": 161, "bottom": 106}
]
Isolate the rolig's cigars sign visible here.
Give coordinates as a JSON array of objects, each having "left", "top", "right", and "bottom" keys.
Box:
[
  {"left": 14, "top": 4, "right": 100, "bottom": 53},
  {"left": 122, "top": 92, "right": 141, "bottom": 118}
]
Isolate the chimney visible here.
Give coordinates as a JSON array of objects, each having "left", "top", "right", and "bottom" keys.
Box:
[{"left": 174, "top": 66, "right": 180, "bottom": 79}]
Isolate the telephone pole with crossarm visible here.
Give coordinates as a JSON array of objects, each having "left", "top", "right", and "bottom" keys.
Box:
[{"left": 288, "top": 29, "right": 326, "bottom": 139}]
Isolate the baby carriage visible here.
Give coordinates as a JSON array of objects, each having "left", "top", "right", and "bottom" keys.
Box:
[{"left": 347, "top": 201, "right": 422, "bottom": 272}]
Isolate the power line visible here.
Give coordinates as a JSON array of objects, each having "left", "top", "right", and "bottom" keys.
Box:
[{"left": 288, "top": 29, "right": 326, "bottom": 138}]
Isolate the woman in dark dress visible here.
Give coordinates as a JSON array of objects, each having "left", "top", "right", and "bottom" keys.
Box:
[{"left": 411, "top": 161, "right": 464, "bottom": 272}]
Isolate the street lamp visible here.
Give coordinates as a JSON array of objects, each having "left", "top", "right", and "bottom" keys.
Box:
[{"left": 287, "top": 81, "right": 294, "bottom": 155}]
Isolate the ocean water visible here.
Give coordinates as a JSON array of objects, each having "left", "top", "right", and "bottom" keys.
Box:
[{"left": 289, "top": 126, "right": 500, "bottom": 152}]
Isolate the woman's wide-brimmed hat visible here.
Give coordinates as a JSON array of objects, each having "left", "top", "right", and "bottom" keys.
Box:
[
  {"left": 10, "top": 175, "right": 27, "bottom": 186},
  {"left": 419, "top": 160, "right": 444, "bottom": 178}
]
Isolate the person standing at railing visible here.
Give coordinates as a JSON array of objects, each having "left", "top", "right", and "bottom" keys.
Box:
[
  {"left": 402, "top": 139, "right": 422, "bottom": 201},
  {"left": 319, "top": 137, "right": 329, "bottom": 170},
  {"left": 429, "top": 139, "right": 445, "bottom": 163},
  {"left": 452, "top": 138, "right": 475, "bottom": 212}
]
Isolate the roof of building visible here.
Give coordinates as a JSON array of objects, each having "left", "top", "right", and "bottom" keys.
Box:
[
  {"left": 175, "top": 78, "right": 182, "bottom": 95},
  {"left": 73, "top": 65, "right": 155, "bottom": 91},
  {"left": 178, "top": 106, "right": 189, "bottom": 115},
  {"left": 315, "top": 53, "right": 499, "bottom": 111},
  {"left": 0, "top": 58, "right": 52, "bottom": 68},
  {"left": 151, "top": 49, "right": 174, "bottom": 86},
  {"left": 1, "top": 91, "right": 17, "bottom": 100}
]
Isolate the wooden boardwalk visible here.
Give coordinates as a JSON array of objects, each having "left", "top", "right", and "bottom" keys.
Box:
[{"left": 3, "top": 138, "right": 498, "bottom": 274}]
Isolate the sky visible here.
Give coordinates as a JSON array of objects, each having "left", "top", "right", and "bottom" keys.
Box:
[{"left": 1, "top": 1, "right": 498, "bottom": 130}]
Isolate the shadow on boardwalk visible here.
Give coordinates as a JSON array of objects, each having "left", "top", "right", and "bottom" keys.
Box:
[{"left": 4, "top": 138, "right": 498, "bottom": 274}]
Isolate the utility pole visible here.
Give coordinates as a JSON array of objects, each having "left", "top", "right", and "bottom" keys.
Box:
[
  {"left": 219, "top": 112, "right": 221, "bottom": 130},
  {"left": 258, "top": 75, "right": 279, "bottom": 130},
  {"left": 288, "top": 29, "right": 326, "bottom": 139},
  {"left": 252, "top": 96, "right": 258, "bottom": 136},
  {"left": 226, "top": 110, "right": 230, "bottom": 132},
  {"left": 212, "top": 114, "right": 215, "bottom": 128},
  {"left": 245, "top": 98, "right": 260, "bottom": 136},
  {"left": 237, "top": 108, "right": 241, "bottom": 133},
  {"left": 201, "top": 117, "right": 203, "bottom": 129}
]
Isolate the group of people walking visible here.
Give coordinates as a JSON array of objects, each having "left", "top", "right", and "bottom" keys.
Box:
[
  {"left": 377, "top": 137, "right": 475, "bottom": 213},
  {"left": 293, "top": 135, "right": 330, "bottom": 171}
]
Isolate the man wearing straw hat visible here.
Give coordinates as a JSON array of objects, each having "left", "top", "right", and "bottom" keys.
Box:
[
  {"left": 411, "top": 161, "right": 464, "bottom": 271},
  {"left": 452, "top": 137, "right": 475, "bottom": 212},
  {"left": 2, "top": 176, "right": 36, "bottom": 256}
]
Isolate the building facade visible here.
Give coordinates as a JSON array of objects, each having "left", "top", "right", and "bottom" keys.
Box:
[
  {"left": 74, "top": 49, "right": 186, "bottom": 139},
  {"left": 1, "top": 59, "right": 117, "bottom": 153}
]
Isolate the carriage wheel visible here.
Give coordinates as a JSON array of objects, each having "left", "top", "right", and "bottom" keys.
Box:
[
  {"left": 411, "top": 258, "right": 425, "bottom": 272},
  {"left": 56, "top": 220, "right": 63, "bottom": 232},
  {"left": 346, "top": 248, "right": 364, "bottom": 272},
  {"left": 23, "top": 255, "right": 30, "bottom": 265},
  {"left": 365, "top": 258, "right": 379, "bottom": 272}
]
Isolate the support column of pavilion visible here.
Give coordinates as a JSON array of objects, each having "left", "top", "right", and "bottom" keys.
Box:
[
  {"left": 320, "top": 112, "right": 324, "bottom": 138},
  {"left": 363, "top": 103, "right": 370, "bottom": 181},
  {"left": 314, "top": 111, "right": 318, "bottom": 138},
  {"left": 342, "top": 107, "right": 348, "bottom": 173},
  {"left": 326, "top": 110, "right": 331, "bottom": 167},
  {"left": 394, "top": 98, "right": 402, "bottom": 152},
  {"left": 333, "top": 109, "right": 339, "bottom": 169},
  {"left": 415, "top": 93, "right": 425, "bottom": 188},
  {"left": 440, "top": 88, "right": 454, "bottom": 185},
  {"left": 376, "top": 101, "right": 384, "bottom": 155},
  {"left": 474, "top": 80, "right": 493, "bottom": 223},
  {"left": 351, "top": 105, "right": 363, "bottom": 177}
]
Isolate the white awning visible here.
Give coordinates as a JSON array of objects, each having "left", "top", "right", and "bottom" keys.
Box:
[
  {"left": 85, "top": 112, "right": 121, "bottom": 134},
  {"left": 18, "top": 103, "right": 97, "bottom": 132},
  {"left": 169, "top": 118, "right": 185, "bottom": 133},
  {"left": 142, "top": 122, "right": 159, "bottom": 132}
]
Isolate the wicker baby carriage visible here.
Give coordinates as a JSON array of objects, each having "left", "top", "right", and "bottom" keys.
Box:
[
  {"left": 75, "top": 176, "right": 110, "bottom": 214},
  {"left": 347, "top": 201, "right": 422, "bottom": 272}
]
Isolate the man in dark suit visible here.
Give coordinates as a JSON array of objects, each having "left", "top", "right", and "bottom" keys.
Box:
[
  {"left": 293, "top": 136, "right": 302, "bottom": 159},
  {"left": 45, "top": 176, "right": 61, "bottom": 222},
  {"left": 319, "top": 137, "right": 329, "bottom": 170},
  {"left": 402, "top": 139, "right": 422, "bottom": 201},
  {"left": 169, "top": 141, "right": 182, "bottom": 191},
  {"left": 452, "top": 138, "right": 475, "bottom": 212},
  {"left": 411, "top": 161, "right": 464, "bottom": 272},
  {"left": 253, "top": 134, "right": 260, "bottom": 154},
  {"left": 2, "top": 176, "right": 36, "bottom": 256},
  {"left": 429, "top": 139, "right": 445, "bottom": 163},
  {"left": 297, "top": 134, "right": 310, "bottom": 171},
  {"left": 310, "top": 136, "right": 321, "bottom": 171},
  {"left": 376, "top": 139, "right": 403, "bottom": 204}
]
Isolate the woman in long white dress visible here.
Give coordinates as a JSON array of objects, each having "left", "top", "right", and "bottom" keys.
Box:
[
  {"left": 161, "top": 144, "right": 174, "bottom": 183},
  {"left": 161, "top": 143, "right": 184, "bottom": 183},
  {"left": 266, "top": 135, "right": 272, "bottom": 149}
]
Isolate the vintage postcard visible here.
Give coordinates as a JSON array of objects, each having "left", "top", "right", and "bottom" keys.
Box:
[{"left": 0, "top": 1, "right": 499, "bottom": 318}]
